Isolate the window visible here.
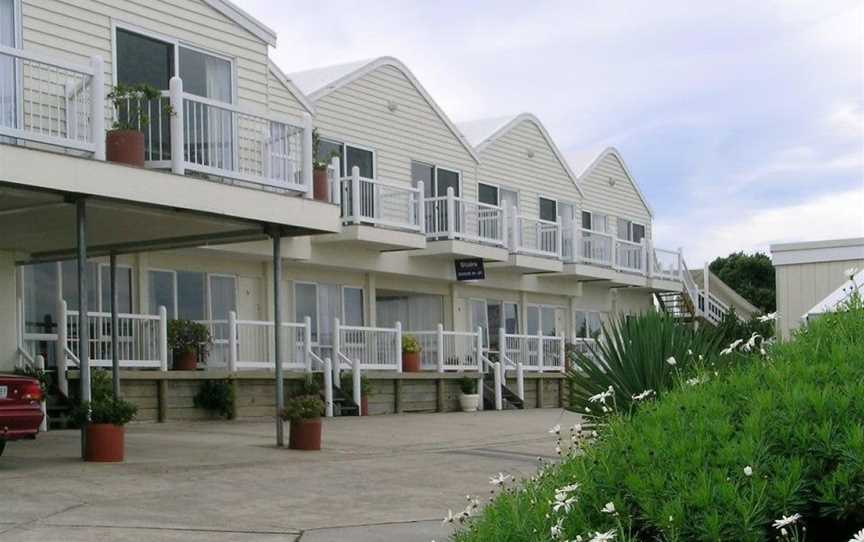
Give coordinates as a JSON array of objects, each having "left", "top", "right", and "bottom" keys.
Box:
[
  {"left": 617, "top": 219, "right": 646, "bottom": 243},
  {"left": 539, "top": 197, "right": 558, "bottom": 222},
  {"left": 411, "top": 161, "right": 460, "bottom": 197},
  {"left": 582, "top": 210, "right": 608, "bottom": 233},
  {"left": 62, "top": 261, "right": 98, "bottom": 312},
  {"left": 179, "top": 46, "right": 232, "bottom": 103},
  {"left": 478, "top": 183, "right": 498, "bottom": 206},
  {"left": 294, "top": 282, "right": 318, "bottom": 341},
  {"left": 527, "top": 304, "right": 563, "bottom": 336},
  {"left": 99, "top": 265, "right": 133, "bottom": 313},
  {"left": 376, "top": 293, "right": 443, "bottom": 331},
  {"left": 474, "top": 299, "right": 520, "bottom": 350},
  {"left": 148, "top": 270, "right": 175, "bottom": 317},
  {"left": 574, "top": 311, "right": 603, "bottom": 339},
  {"left": 21, "top": 263, "right": 59, "bottom": 333},
  {"left": 1, "top": 0, "right": 19, "bottom": 128},
  {"left": 411, "top": 161, "right": 434, "bottom": 197},
  {"left": 176, "top": 272, "right": 205, "bottom": 320},
  {"left": 319, "top": 138, "right": 375, "bottom": 178},
  {"left": 343, "top": 287, "right": 364, "bottom": 326},
  {"left": 295, "top": 282, "right": 365, "bottom": 345}
]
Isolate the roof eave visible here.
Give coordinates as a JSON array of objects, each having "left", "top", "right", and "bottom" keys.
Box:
[{"left": 203, "top": 0, "right": 278, "bottom": 47}]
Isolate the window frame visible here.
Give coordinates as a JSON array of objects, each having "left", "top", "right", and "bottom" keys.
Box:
[
  {"left": 581, "top": 210, "right": 609, "bottom": 233},
  {"left": 323, "top": 137, "right": 377, "bottom": 179},
  {"left": 293, "top": 280, "right": 320, "bottom": 343},
  {"left": 526, "top": 303, "right": 565, "bottom": 337},
  {"left": 111, "top": 21, "right": 237, "bottom": 105},
  {"left": 147, "top": 268, "right": 238, "bottom": 321},
  {"left": 97, "top": 262, "right": 134, "bottom": 314},
  {"left": 341, "top": 286, "right": 365, "bottom": 327},
  {"left": 477, "top": 182, "right": 499, "bottom": 207},
  {"left": 538, "top": 195, "right": 559, "bottom": 223},
  {"left": 412, "top": 160, "right": 463, "bottom": 198}
]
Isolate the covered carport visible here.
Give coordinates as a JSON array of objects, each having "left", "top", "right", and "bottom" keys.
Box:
[{"left": 0, "top": 144, "right": 342, "bottom": 453}]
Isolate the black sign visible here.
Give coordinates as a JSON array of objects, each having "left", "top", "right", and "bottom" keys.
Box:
[{"left": 455, "top": 258, "right": 485, "bottom": 281}]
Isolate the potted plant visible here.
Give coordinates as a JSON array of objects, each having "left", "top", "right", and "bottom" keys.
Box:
[
  {"left": 402, "top": 335, "right": 422, "bottom": 372},
  {"left": 167, "top": 319, "right": 211, "bottom": 371},
  {"left": 106, "top": 83, "right": 166, "bottom": 167},
  {"left": 342, "top": 374, "right": 374, "bottom": 416},
  {"left": 311, "top": 129, "right": 337, "bottom": 202},
  {"left": 459, "top": 376, "right": 480, "bottom": 412},
  {"left": 193, "top": 379, "right": 235, "bottom": 419},
  {"left": 282, "top": 395, "right": 324, "bottom": 450},
  {"left": 74, "top": 397, "right": 138, "bottom": 462}
]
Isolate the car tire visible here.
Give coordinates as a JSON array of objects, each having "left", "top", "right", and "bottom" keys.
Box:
[{"left": 0, "top": 440, "right": 5, "bottom": 457}]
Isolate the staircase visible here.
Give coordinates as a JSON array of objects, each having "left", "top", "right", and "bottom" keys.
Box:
[
  {"left": 482, "top": 380, "right": 524, "bottom": 410},
  {"left": 656, "top": 259, "right": 729, "bottom": 327},
  {"left": 329, "top": 385, "right": 360, "bottom": 416},
  {"left": 656, "top": 290, "right": 696, "bottom": 323}
]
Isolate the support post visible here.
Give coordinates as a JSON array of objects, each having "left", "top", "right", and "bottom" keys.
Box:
[
  {"left": 158, "top": 306, "right": 168, "bottom": 371},
  {"left": 36, "top": 355, "right": 47, "bottom": 432},
  {"left": 395, "top": 321, "right": 403, "bottom": 373},
  {"left": 478, "top": 364, "right": 485, "bottom": 411},
  {"left": 56, "top": 300, "right": 68, "bottom": 396},
  {"left": 556, "top": 220, "right": 563, "bottom": 259},
  {"left": 475, "top": 326, "right": 483, "bottom": 369},
  {"left": 501, "top": 204, "right": 508, "bottom": 249},
  {"left": 323, "top": 357, "right": 333, "bottom": 417},
  {"left": 110, "top": 253, "right": 120, "bottom": 398},
  {"left": 304, "top": 316, "right": 313, "bottom": 373},
  {"left": 352, "top": 357, "right": 361, "bottom": 414},
  {"left": 76, "top": 198, "right": 90, "bottom": 459},
  {"left": 330, "top": 156, "right": 341, "bottom": 207},
  {"left": 228, "top": 310, "right": 237, "bottom": 373},
  {"left": 90, "top": 56, "right": 105, "bottom": 161},
  {"left": 351, "top": 166, "right": 361, "bottom": 223},
  {"left": 494, "top": 362, "right": 503, "bottom": 411},
  {"left": 169, "top": 76, "right": 185, "bottom": 175},
  {"left": 302, "top": 112, "right": 314, "bottom": 199},
  {"left": 644, "top": 238, "right": 653, "bottom": 277},
  {"left": 538, "top": 336, "right": 545, "bottom": 373},
  {"left": 416, "top": 180, "right": 425, "bottom": 233},
  {"left": 516, "top": 362, "right": 524, "bottom": 401},
  {"left": 271, "top": 229, "right": 285, "bottom": 447},
  {"left": 572, "top": 221, "right": 580, "bottom": 263},
  {"left": 559, "top": 336, "right": 565, "bottom": 373},
  {"left": 436, "top": 323, "right": 444, "bottom": 372},
  {"left": 446, "top": 186, "right": 455, "bottom": 239},
  {"left": 511, "top": 206, "right": 519, "bottom": 253},
  {"left": 332, "top": 318, "right": 341, "bottom": 387}
]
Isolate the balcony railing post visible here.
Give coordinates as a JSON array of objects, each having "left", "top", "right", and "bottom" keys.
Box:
[
  {"left": 302, "top": 113, "right": 314, "bottom": 199},
  {"left": 228, "top": 310, "right": 237, "bottom": 373},
  {"left": 494, "top": 362, "right": 503, "bottom": 410},
  {"left": 304, "top": 316, "right": 313, "bottom": 373},
  {"left": 475, "top": 326, "right": 483, "bottom": 371},
  {"left": 572, "top": 221, "right": 580, "bottom": 263},
  {"left": 90, "top": 56, "right": 106, "bottom": 161},
  {"left": 436, "top": 323, "right": 444, "bottom": 372},
  {"left": 168, "top": 76, "right": 185, "bottom": 175},
  {"left": 644, "top": 238, "right": 652, "bottom": 277},
  {"left": 538, "top": 335, "right": 545, "bottom": 372},
  {"left": 501, "top": 205, "right": 508, "bottom": 248},
  {"left": 395, "top": 321, "right": 403, "bottom": 373},
  {"left": 556, "top": 219, "right": 563, "bottom": 258},
  {"left": 352, "top": 357, "right": 362, "bottom": 414},
  {"left": 677, "top": 246, "right": 684, "bottom": 280},
  {"left": 330, "top": 156, "right": 341, "bottom": 206},
  {"left": 158, "top": 305, "right": 168, "bottom": 371},
  {"left": 511, "top": 206, "right": 519, "bottom": 253},
  {"left": 446, "top": 187, "right": 455, "bottom": 239},
  {"left": 559, "top": 336, "right": 565, "bottom": 373},
  {"left": 416, "top": 180, "right": 425, "bottom": 233},
  {"left": 351, "top": 166, "right": 361, "bottom": 224},
  {"left": 499, "top": 327, "right": 506, "bottom": 363},
  {"left": 56, "top": 299, "right": 68, "bottom": 396},
  {"left": 323, "top": 357, "right": 334, "bottom": 417},
  {"left": 516, "top": 362, "right": 524, "bottom": 400},
  {"left": 332, "top": 317, "right": 341, "bottom": 387}
]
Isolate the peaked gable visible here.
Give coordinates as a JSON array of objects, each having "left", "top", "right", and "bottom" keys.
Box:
[
  {"left": 578, "top": 148, "right": 653, "bottom": 218},
  {"left": 202, "top": 0, "right": 277, "bottom": 46}
]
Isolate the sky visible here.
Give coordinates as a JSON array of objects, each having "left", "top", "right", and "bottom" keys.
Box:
[{"left": 239, "top": 0, "right": 864, "bottom": 266}]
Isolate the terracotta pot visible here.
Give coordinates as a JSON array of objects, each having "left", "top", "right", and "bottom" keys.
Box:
[
  {"left": 84, "top": 424, "right": 125, "bottom": 462},
  {"left": 174, "top": 350, "right": 198, "bottom": 371},
  {"left": 289, "top": 417, "right": 322, "bottom": 450},
  {"left": 106, "top": 130, "right": 145, "bottom": 167},
  {"left": 313, "top": 167, "right": 329, "bottom": 201},
  {"left": 361, "top": 395, "right": 369, "bottom": 416},
  {"left": 402, "top": 352, "right": 421, "bottom": 372}
]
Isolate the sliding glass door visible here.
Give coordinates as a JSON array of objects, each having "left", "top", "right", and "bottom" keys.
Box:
[{"left": 0, "top": 0, "right": 17, "bottom": 132}]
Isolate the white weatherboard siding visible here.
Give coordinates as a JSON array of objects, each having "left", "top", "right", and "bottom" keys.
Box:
[
  {"left": 476, "top": 117, "right": 582, "bottom": 219},
  {"left": 20, "top": 0, "right": 303, "bottom": 117},
  {"left": 311, "top": 64, "right": 479, "bottom": 198},
  {"left": 266, "top": 66, "right": 309, "bottom": 120},
  {"left": 580, "top": 153, "right": 652, "bottom": 237}
]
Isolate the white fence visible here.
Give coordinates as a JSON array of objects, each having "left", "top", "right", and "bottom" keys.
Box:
[
  {"left": 65, "top": 307, "right": 167, "bottom": 369},
  {"left": 412, "top": 325, "right": 482, "bottom": 371},
  {"left": 424, "top": 187, "right": 506, "bottom": 246},
  {"left": 335, "top": 319, "right": 402, "bottom": 371},
  {"left": 511, "top": 214, "right": 561, "bottom": 258},
  {"left": 231, "top": 316, "right": 310, "bottom": 371},
  {"left": 652, "top": 248, "right": 682, "bottom": 280},
  {"left": 577, "top": 229, "right": 614, "bottom": 266},
  {"left": 334, "top": 164, "right": 424, "bottom": 232},
  {"left": 500, "top": 331, "right": 565, "bottom": 372},
  {"left": 615, "top": 238, "right": 644, "bottom": 273},
  {"left": 0, "top": 45, "right": 103, "bottom": 156}
]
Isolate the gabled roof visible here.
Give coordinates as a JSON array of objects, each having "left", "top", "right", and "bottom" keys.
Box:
[
  {"left": 267, "top": 60, "right": 315, "bottom": 115},
  {"left": 288, "top": 57, "right": 480, "bottom": 164},
  {"left": 571, "top": 147, "right": 654, "bottom": 217},
  {"left": 457, "top": 113, "right": 584, "bottom": 197},
  {"left": 202, "top": 0, "right": 277, "bottom": 47},
  {"left": 804, "top": 268, "right": 864, "bottom": 319}
]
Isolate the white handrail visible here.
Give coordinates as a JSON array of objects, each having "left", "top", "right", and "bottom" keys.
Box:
[
  {"left": 424, "top": 189, "right": 506, "bottom": 246},
  {"left": 511, "top": 214, "right": 561, "bottom": 258}
]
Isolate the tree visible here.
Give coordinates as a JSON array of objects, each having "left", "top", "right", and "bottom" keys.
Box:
[{"left": 708, "top": 252, "right": 775, "bottom": 312}]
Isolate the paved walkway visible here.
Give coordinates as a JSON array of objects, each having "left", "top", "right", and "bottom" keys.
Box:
[{"left": 0, "top": 409, "right": 579, "bottom": 541}]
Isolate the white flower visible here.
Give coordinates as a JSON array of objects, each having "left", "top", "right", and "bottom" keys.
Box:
[
  {"left": 556, "top": 483, "right": 580, "bottom": 495},
  {"left": 549, "top": 424, "right": 561, "bottom": 434},
  {"left": 849, "top": 527, "right": 864, "bottom": 542},
  {"left": 666, "top": 356, "right": 677, "bottom": 366},
  {"left": 550, "top": 518, "right": 563, "bottom": 538},
  {"left": 844, "top": 267, "right": 859, "bottom": 279},
  {"left": 687, "top": 349, "right": 693, "bottom": 356},
  {"left": 772, "top": 513, "right": 801, "bottom": 529},
  {"left": 589, "top": 530, "right": 616, "bottom": 542},
  {"left": 685, "top": 377, "right": 702, "bottom": 386},
  {"left": 744, "top": 465, "right": 753, "bottom": 477},
  {"left": 442, "top": 509, "right": 456, "bottom": 524},
  {"left": 632, "top": 389, "right": 655, "bottom": 401},
  {"left": 588, "top": 389, "right": 613, "bottom": 404},
  {"left": 757, "top": 312, "right": 777, "bottom": 322},
  {"left": 571, "top": 423, "right": 582, "bottom": 433},
  {"left": 601, "top": 501, "right": 616, "bottom": 514},
  {"left": 489, "top": 472, "right": 511, "bottom": 486}
]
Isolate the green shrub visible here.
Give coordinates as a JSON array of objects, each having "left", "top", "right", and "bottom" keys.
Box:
[
  {"left": 167, "top": 319, "right": 212, "bottom": 358},
  {"left": 73, "top": 398, "right": 138, "bottom": 426},
  {"left": 568, "top": 311, "right": 725, "bottom": 416},
  {"left": 455, "top": 305, "right": 864, "bottom": 541},
  {"left": 460, "top": 377, "right": 477, "bottom": 395},
  {"left": 717, "top": 308, "right": 775, "bottom": 344},
  {"left": 402, "top": 335, "right": 421, "bottom": 353},
  {"left": 281, "top": 395, "right": 324, "bottom": 422},
  {"left": 341, "top": 373, "right": 373, "bottom": 397},
  {"left": 193, "top": 380, "right": 235, "bottom": 419}
]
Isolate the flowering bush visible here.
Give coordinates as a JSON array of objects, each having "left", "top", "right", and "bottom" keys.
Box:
[{"left": 455, "top": 303, "right": 864, "bottom": 541}]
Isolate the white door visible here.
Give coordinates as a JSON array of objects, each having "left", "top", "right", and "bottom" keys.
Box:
[
  {"left": 500, "top": 188, "right": 519, "bottom": 245},
  {"left": 559, "top": 202, "right": 576, "bottom": 260},
  {"left": 0, "top": 0, "right": 17, "bottom": 131}
]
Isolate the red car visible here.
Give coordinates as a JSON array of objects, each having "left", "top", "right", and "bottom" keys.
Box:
[{"left": 0, "top": 373, "right": 44, "bottom": 456}]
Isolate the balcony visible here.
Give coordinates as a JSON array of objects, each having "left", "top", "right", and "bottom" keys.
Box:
[{"left": 0, "top": 46, "right": 313, "bottom": 196}]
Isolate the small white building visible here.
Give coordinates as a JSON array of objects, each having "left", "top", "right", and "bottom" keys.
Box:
[{"left": 771, "top": 238, "right": 864, "bottom": 340}]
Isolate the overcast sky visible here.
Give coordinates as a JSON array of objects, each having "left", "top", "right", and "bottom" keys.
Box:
[{"left": 240, "top": 0, "right": 864, "bottom": 266}]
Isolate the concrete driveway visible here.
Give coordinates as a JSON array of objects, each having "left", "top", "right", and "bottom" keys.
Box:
[{"left": 0, "top": 409, "right": 579, "bottom": 541}]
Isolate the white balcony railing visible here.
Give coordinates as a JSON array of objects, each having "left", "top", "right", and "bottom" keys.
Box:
[
  {"left": 335, "top": 319, "right": 402, "bottom": 372},
  {"left": 0, "top": 45, "right": 104, "bottom": 157},
  {"left": 64, "top": 306, "right": 167, "bottom": 370},
  {"left": 577, "top": 229, "right": 615, "bottom": 266},
  {"left": 615, "top": 238, "right": 644, "bottom": 273},
  {"left": 331, "top": 163, "right": 424, "bottom": 232},
  {"left": 500, "top": 331, "right": 565, "bottom": 373},
  {"left": 424, "top": 187, "right": 506, "bottom": 246},
  {"left": 1, "top": 46, "right": 313, "bottom": 195},
  {"left": 652, "top": 248, "right": 683, "bottom": 281},
  {"left": 510, "top": 213, "right": 561, "bottom": 258},
  {"left": 413, "top": 325, "right": 482, "bottom": 371}
]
